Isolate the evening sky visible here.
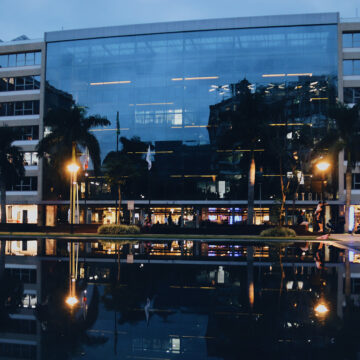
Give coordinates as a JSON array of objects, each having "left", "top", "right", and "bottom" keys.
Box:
[{"left": 0, "top": 0, "right": 359, "bottom": 41}]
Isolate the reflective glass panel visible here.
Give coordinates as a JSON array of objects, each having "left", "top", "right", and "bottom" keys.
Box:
[{"left": 46, "top": 24, "right": 338, "bottom": 201}]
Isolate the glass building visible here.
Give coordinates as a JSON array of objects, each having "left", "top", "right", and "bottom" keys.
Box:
[{"left": 44, "top": 13, "right": 339, "bottom": 224}]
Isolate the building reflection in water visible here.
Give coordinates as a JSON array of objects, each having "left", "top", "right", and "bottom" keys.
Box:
[{"left": 1, "top": 238, "right": 360, "bottom": 359}]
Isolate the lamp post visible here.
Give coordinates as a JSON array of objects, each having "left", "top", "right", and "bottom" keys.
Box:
[
  {"left": 67, "top": 163, "right": 80, "bottom": 234},
  {"left": 84, "top": 172, "right": 88, "bottom": 224},
  {"left": 316, "top": 160, "right": 330, "bottom": 231}
]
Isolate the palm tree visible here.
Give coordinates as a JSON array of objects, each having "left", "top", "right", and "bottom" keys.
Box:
[
  {"left": 320, "top": 103, "right": 360, "bottom": 232},
  {"left": 36, "top": 106, "right": 110, "bottom": 195},
  {"left": 0, "top": 127, "right": 25, "bottom": 223},
  {"left": 221, "top": 79, "right": 269, "bottom": 224},
  {"left": 103, "top": 152, "right": 140, "bottom": 224}
]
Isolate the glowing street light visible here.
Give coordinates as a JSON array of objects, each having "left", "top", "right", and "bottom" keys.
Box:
[
  {"left": 314, "top": 303, "right": 329, "bottom": 315},
  {"left": 65, "top": 296, "right": 79, "bottom": 307},
  {"left": 316, "top": 161, "right": 330, "bottom": 172},
  {"left": 67, "top": 163, "right": 80, "bottom": 174}
]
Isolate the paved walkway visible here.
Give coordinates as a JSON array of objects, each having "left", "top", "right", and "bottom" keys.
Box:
[{"left": 328, "top": 233, "right": 360, "bottom": 253}]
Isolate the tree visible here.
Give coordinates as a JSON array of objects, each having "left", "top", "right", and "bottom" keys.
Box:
[
  {"left": 0, "top": 127, "right": 25, "bottom": 223},
  {"left": 102, "top": 137, "right": 146, "bottom": 224},
  {"left": 36, "top": 106, "right": 110, "bottom": 196},
  {"left": 319, "top": 103, "right": 360, "bottom": 232},
  {"left": 217, "top": 79, "right": 269, "bottom": 224}
]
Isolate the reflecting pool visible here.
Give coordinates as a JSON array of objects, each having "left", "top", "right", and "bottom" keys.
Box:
[{"left": 1, "top": 238, "right": 360, "bottom": 359}]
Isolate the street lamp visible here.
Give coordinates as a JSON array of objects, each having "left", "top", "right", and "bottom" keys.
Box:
[
  {"left": 316, "top": 161, "right": 330, "bottom": 173},
  {"left": 65, "top": 278, "right": 78, "bottom": 308},
  {"left": 316, "top": 160, "right": 330, "bottom": 231},
  {"left": 314, "top": 302, "right": 329, "bottom": 316},
  {"left": 67, "top": 163, "right": 80, "bottom": 234}
]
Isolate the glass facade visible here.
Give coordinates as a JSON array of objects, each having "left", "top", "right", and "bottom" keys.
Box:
[{"left": 46, "top": 24, "right": 338, "bottom": 201}]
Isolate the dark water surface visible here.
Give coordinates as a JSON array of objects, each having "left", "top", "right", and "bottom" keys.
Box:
[{"left": 1, "top": 238, "right": 359, "bottom": 359}]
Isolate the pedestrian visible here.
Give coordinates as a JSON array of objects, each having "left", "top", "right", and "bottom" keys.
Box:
[
  {"left": 168, "top": 213, "right": 173, "bottom": 226},
  {"left": 297, "top": 210, "right": 309, "bottom": 230},
  {"left": 315, "top": 202, "right": 323, "bottom": 232}
]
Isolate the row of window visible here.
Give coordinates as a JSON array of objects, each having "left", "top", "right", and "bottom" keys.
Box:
[
  {"left": 0, "top": 75, "right": 40, "bottom": 92},
  {"left": 12, "top": 125, "right": 39, "bottom": 140},
  {"left": 6, "top": 177, "right": 38, "bottom": 192},
  {"left": 0, "top": 343, "right": 36, "bottom": 359},
  {"left": 0, "top": 51, "right": 41, "bottom": 68},
  {"left": 343, "top": 32, "right": 360, "bottom": 48},
  {"left": 5, "top": 267, "right": 37, "bottom": 283},
  {"left": 0, "top": 100, "right": 39, "bottom": 116},
  {"left": 9, "top": 318, "right": 37, "bottom": 334}
]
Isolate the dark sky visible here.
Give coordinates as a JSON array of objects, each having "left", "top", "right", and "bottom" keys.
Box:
[{"left": 0, "top": 0, "right": 359, "bottom": 41}]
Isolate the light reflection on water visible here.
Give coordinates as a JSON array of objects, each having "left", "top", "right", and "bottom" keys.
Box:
[{"left": 0, "top": 238, "right": 359, "bottom": 359}]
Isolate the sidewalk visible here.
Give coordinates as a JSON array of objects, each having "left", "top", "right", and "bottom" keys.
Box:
[{"left": 328, "top": 233, "right": 360, "bottom": 253}]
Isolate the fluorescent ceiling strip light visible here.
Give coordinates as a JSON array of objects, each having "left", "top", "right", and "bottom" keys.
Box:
[
  {"left": 185, "top": 76, "right": 219, "bottom": 80},
  {"left": 134, "top": 102, "right": 174, "bottom": 106},
  {"left": 90, "top": 128, "right": 129, "bottom": 132},
  {"left": 287, "top": 73, "right": 312, "bottom": 77},
  {"left": 269, "top": 123, "right": 312, "bottom": 126},
  {"left": 90, "top": 81, "right": 131, "bottom": 85},
  {"left": 262, "top": 74, "right": 286, "bottom": 77},
  {"left": 262, "top": 73, "right": 312, "bottom": 78},
  {"left": 172, "top": 76, "right": 219, "bottom": 81}
]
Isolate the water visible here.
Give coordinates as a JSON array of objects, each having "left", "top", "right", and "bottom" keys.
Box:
[{"left": 1, "top": 238, "right": 359, "bottom": 359}]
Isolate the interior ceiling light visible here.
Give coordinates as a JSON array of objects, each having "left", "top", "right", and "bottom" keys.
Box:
[
  {"left": 262, "top": 73, "right": 312, "bottom": 78},
  {"left": 90, "top": 81, "right": 131, "bottom": 85},
  {"left": 134, "top": 102, "right": 174, "bottom": 106},
  {"left": 172, "top": 76, "right": 219, "bottom": 81}
]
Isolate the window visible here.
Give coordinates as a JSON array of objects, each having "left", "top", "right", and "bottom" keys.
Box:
[
  {"left": 5, "top": 268, "right": 36, "bottom": 283},
  {"left": 343, "top": 32, "right": 360, "bottom": 48},
  {"left": 7, "top": 176, "right": 38, "bottom": 191},
  {"left": 344, "top": 87, "right": 360, "bottom": 104},
  {"left": 343, "top": 60, "right": 360, "bottom": 76},
  {"left": 22, "top": 293, "right": 37, "bottom": 308},
  {"left": 23, "top": 152, "right": 38, "bottom": 166},
  {"left": 0, "top": 100, "right": 40, "bottom": 116},
  {"left": 0, "top": 76, "right": 40, "bottom": 92},
  {"left": 0, "top": 51, "right": 41, "bottom": 68},
  {"left": 9, "top": 319, "right": 37, "bottom": 334},
  {"left": 347, "top": 173, "right": 360, "bottom": 189},
  {"left": 0, "top": 343, "right": 36, "bottom": 359}
]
